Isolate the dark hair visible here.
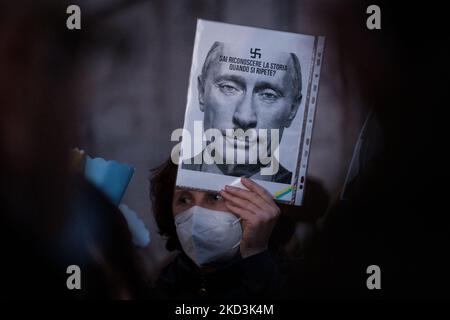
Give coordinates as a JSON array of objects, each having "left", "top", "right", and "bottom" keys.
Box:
[{"left": 149, "top": 159, "right": 181, "bottom": 251}]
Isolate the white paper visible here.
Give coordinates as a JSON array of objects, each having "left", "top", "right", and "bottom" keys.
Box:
[{"left": 176, "top": 20, "right": 325, "bottom": 206}]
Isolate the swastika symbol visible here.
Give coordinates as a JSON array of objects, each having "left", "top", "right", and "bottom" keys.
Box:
[{"left": 250, "top": 48, "right": 261, "bottom": 59}]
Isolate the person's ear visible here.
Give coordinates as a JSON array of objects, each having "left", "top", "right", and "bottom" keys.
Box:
[
  {"left": 285, "top": 94, "right": 302, "bottom": 128},
  {"left": 198, "top": 76, "right": 205, "bottom": 112}
]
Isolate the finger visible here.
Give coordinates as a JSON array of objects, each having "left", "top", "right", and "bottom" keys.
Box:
[
  {"left": 224, "top": 185, "right": 268, "bottom": 210},
  {"left": 240, "top": 177, "right": 276, "bottom": 206},
  {"left": 224, "top": 201, "right": 255, "bottom": 221},
  {"left": 220, "top": 190, "right": 261, "bottom": 215},
  {"left": 222, "top": 191, "right": 277, "bottom": 223}
]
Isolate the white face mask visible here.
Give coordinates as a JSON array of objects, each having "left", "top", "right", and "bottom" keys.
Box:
[{"left": 174, "top": 206, "right": 242, "bottom": 267}]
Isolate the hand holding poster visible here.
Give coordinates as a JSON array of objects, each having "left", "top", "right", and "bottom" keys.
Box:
[{"left": 175, "top": 20, "right": 325, "bottom": 206}]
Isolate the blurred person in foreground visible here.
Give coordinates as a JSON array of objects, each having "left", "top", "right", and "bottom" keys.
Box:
[{"left": 0, "top": 1, "right": 144, "bottom": 298}]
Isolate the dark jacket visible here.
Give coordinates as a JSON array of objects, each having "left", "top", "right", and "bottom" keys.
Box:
[{"left": 146, "top": 250, "right": 282, "bottom": 300}]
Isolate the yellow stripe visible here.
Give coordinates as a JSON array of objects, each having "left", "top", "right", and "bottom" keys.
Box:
[{"left": 273, "top": 185, "right": 293, "bottom": 199}]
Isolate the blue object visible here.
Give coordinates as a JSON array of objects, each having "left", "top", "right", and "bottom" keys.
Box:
[
  {"left": 119, "top": 204, "right": 151, "bottom": 247},
  {"left": 84, "top": 156, "right": 134, "bottom": 205}
]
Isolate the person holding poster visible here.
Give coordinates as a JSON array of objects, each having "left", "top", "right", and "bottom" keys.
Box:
[{"left": 147, "top": 160, "right": 285, "bottom": 299}]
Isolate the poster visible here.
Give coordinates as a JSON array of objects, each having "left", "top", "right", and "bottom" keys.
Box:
[{"left": 175, "top": 20, "right": 325, "bottom": 206}]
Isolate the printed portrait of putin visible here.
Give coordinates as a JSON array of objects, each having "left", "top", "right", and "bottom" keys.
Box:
[{"left": 182, "top": 41, "right": 302, "bottom": 184}]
